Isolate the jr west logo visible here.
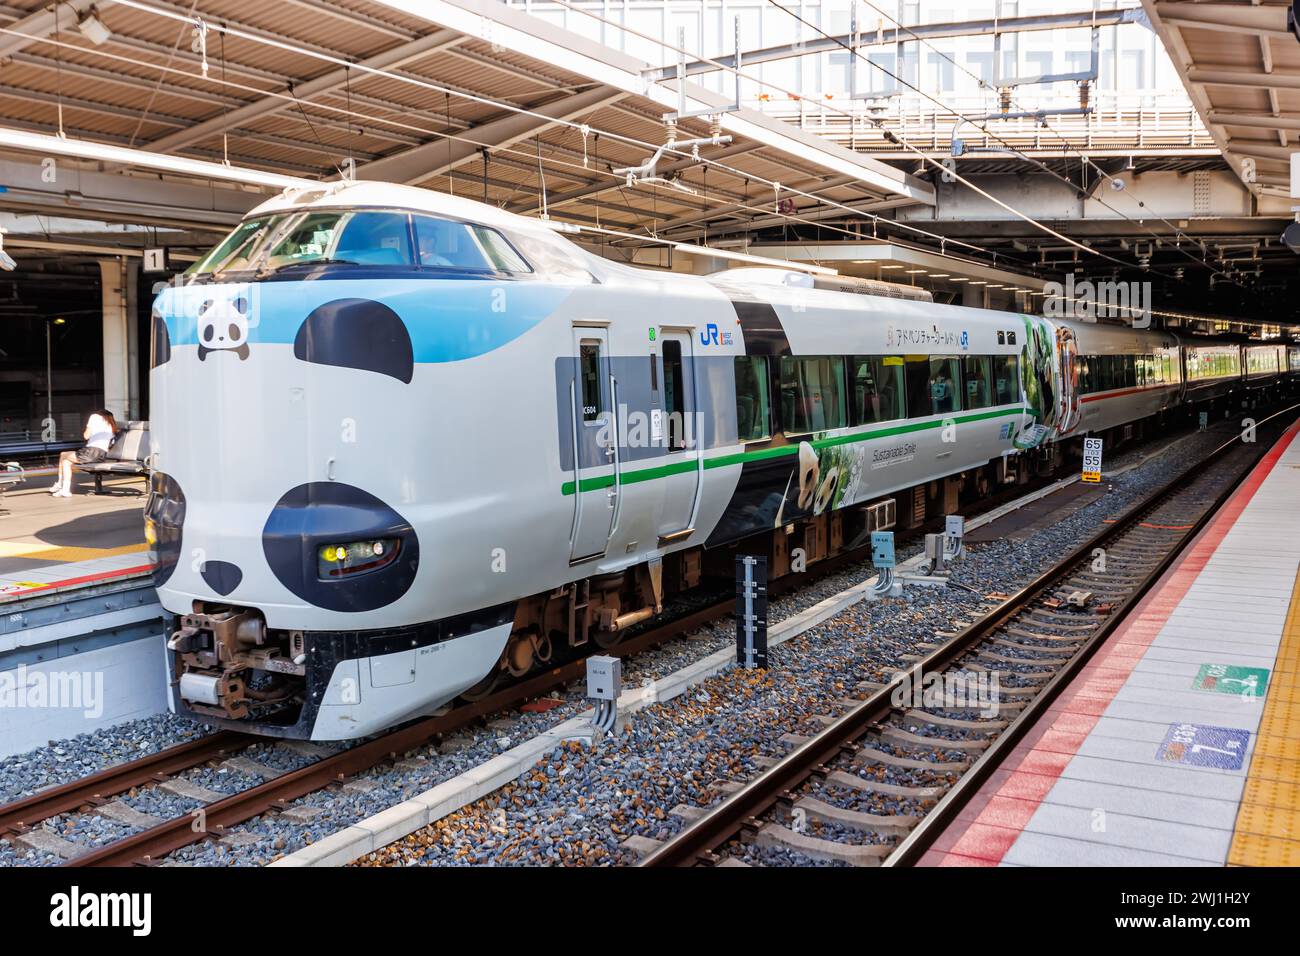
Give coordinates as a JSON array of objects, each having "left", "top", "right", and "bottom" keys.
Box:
[{"left": 699, "top": 323, "right": 733, "bottom": 346}]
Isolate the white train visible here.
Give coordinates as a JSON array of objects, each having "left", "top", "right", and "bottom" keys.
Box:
[{"left": 146, "top": 181, "right": 1296, "bottom": 739}]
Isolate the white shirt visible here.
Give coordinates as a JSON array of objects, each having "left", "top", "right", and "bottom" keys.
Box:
[{"left": 86, "top": 414, "right": 113, "bottom": 451}]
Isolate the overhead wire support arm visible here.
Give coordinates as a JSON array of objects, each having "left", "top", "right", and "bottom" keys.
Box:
[
  {"left": 663, "top": 19, "right": 742, "bottom": 124},
  {"left": 611, "top": 135, "right": 734, "bottom": 189}
]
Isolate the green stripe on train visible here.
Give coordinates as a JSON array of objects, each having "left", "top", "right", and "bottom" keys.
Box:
[{"left": 560, "top": 405, "right": 1027, "bottom": 495}]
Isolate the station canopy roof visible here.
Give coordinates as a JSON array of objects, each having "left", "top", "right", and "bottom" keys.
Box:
[{"left": 0, "top": 0, "right": 932, "bottom": 251}]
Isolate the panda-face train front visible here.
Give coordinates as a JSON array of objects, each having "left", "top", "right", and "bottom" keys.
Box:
[{"left": 146, "top": 185, "right": 573, "bottom": 738}]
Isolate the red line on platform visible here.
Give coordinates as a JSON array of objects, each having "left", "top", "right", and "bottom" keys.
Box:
[{"left": 920, "top": 420, "right": 1300, "bottom": 866}]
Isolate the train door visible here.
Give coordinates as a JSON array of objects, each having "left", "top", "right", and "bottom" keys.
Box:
[
  {"left": 568, "top": 326, "right": 618, "bottom": 562},
  {"left": 655, "top": 329, "right": 702, "bottom": 543}
]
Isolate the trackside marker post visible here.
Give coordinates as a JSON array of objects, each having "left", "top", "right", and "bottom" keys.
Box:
[
  {"left": 1082, "top": 437, "right": 1104, "bottom": 483},
  {"left": 736, "top": 555, "right": 768, "bottom": 668}
]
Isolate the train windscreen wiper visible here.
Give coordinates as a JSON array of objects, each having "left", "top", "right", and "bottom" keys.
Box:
[{"left": 256, "top": 257, "right": 359, "bottom": 277}]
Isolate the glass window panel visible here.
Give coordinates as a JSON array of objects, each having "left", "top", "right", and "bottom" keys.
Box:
[
  {"left": 928, "top": 356, "right": 961, "bottom": 415},
  {"left": 578, "top": 341, "right": 603, "bottom": 423},
  {"left": 780, "top": 356, "right": 846, "bottom": 433},
  {"left": 734, "top": 356, "right": 770, "bottom": 442},
  {"left": 333, "top": 211, "right": 413, "bottom": 266},
  {"left": 850, "top": 356, "right": 906, "bottom": 424},
  {"left": 993, "top": 355, "right": 1019, "bottom": 404},
  {"left": 962, "top": 355, "right": 992, "bottom": 409}
]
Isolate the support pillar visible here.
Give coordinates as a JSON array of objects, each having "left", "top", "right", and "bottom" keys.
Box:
[
  {"left": 125, "top": 258, "right": 140, "bottom": 420},
  {"left": 98, "top": 257, "right": 139, "bottom": 420}
]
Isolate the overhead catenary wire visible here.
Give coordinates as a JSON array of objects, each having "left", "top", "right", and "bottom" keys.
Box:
[
  {"left": 845, "top": 0, "right": 1235, "bottom": 283},
  {"left": 552, "top": 0, "right": 1228, "bottom": 284}
]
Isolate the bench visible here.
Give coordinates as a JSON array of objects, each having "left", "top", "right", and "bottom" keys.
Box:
[
  {"left": 0, "top": 461, "right": 23, "bottom": 516},
  {"left": 73, "top": 421, "right": 152, "bottom": 495}
]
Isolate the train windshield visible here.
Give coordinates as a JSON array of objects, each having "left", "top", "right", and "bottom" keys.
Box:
[
  {"left": 186, "top": 208, "right": 533, "bottom": 278},
  {"left": 185, "top": 213, "right": 292, "bottom": 277}
]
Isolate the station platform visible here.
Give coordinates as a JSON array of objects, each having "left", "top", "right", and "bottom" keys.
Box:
[
  {"left": 0, "top": 466, "right": 152, "bottom": 604},
  {"left": 922, "top": 421, "right": 1300, "bottom": 867}
]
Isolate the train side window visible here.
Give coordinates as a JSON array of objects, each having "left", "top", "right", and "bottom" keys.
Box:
[
  {"left": 993, "top": 354, "right": 1019, "bottom": 405},
  {"left": 963, "top": 355, "right": 992, "bottom": 409},
  {"left": 926, "top": 356, "right": 961, "bottom": 415},
  {"left": 662, "top": 340, "right": 686, "bottom": 451},
  {"left": 1124, "top": 355, "right": 1137, "bottom": 388},
  {"left": 780, "top": 356, "right": 846, "bottom": 433},
  {"left": 578, "top": 341, "right": 604, "bottom": 424},
  {"left": 850, "top": 356, "right": 905, "bottom": 424},
  {"left": 474, "top": 226, "right": 532, "bottom": 273},
  {"left": 1076, "top": 357, "right": 1090, "bottom": 394},
  {"left": 904, "top": 357, "right": 932, "bottom": 418},
  {"left": 734, "top": 356, "right": 771, "bottom": 443}
]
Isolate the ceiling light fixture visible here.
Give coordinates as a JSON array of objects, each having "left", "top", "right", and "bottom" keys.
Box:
[
  {"left": 77, "top": 8, "right": 113, "bottom": 46},
  {"left": 0, "top": 127, "right": 312, "bottom": 191}
]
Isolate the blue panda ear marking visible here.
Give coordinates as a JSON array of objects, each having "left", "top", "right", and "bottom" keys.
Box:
[
  {"left": 151, "top": 310, "right": 171, "bottom": 368},
  {"left": 293, "top": 298, "right": 414, "bottom": 384}
]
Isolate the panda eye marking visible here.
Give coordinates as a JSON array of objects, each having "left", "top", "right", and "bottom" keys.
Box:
[
  {"left": 143, "top": 472, "right": 185, "bottom": 586},
  {"left": 203, "top": 325, "right": 214, "bottom": 342},
  {"left": 262, "top": 481, "right": 419, "bottom": 612},
  {"left": 293, "top": 297, "right": 414, "bottom": 384},
  {"left": 228, "top": 323, "right": 240, "bottom": 340}
]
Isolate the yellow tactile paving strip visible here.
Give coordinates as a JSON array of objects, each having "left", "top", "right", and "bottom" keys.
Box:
[
  {"left": 0, "top": 541, "right": 148, "bottom": 563},
  {"left": 1228, "top": 564, "right": 1300, "bottom": 865}
]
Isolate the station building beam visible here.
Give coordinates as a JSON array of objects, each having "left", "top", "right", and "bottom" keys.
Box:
[
  {"left": 0, "top": 0, "right": 99, "bottom": 62},
  {"left": 142, "top": 28, "right": 465, "bottom": 156},
  {"left": 358, "top": 85, "right": 628, "bottom": 186}
]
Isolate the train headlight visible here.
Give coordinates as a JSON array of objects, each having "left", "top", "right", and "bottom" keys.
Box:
[{"left": 317, "top": 539, "right": 399, "bottom": 578}]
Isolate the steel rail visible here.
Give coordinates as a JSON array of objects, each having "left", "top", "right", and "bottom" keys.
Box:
[
  {"left": 641, "top": 411, "right": 1296, "bottom": 867},
  {"left": 0, "top": 731, "right": 250, "bottom": 837}
]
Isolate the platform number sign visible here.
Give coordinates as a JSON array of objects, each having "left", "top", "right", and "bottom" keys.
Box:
[
  {"left": 143, "top": 247, "right": 169, "bottom": 273},
  {"left": 1156, "top": 723, "right": 1250, "bottom": 771},
  {"left": 1193, "top": 664, "right": 1270, "bottom": 698},
  {"left": 1082, "top": 437, "right": 1103, "bottom": 483}
]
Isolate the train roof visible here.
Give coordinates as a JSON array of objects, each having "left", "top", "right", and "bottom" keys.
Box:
[{"left": 247, "top": 180, "right": 557, "bottom": 239}]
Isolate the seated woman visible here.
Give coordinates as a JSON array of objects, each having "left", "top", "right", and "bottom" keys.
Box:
[{"left": 50, "top": 409, "right": 118, "bottom": 497}]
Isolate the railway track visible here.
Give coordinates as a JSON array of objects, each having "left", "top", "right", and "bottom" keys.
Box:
[
  {"left": 0, "top": 732, "right": 250, "bottom": 841},
  {"left": 641, "top": 412, "right": 1296, "bottom": 867},
  {"left": 0, "top": 535, "right": 888, "bottom": 866},
  {"left": 0, "top": 418, "right": 1255, "bottom": 867}
]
